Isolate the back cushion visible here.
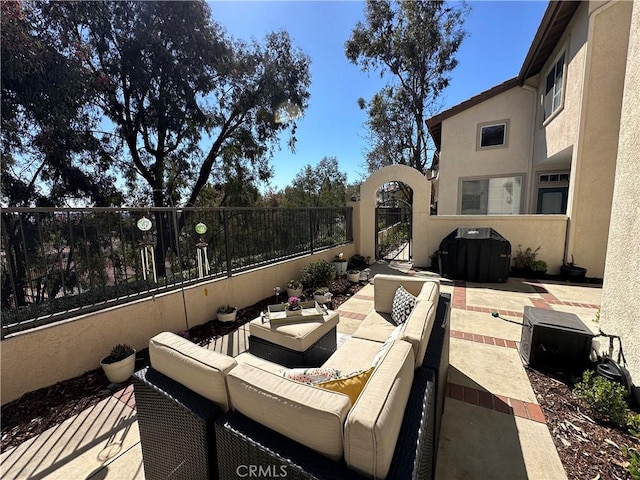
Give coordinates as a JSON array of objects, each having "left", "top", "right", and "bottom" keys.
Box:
[
  {"left": 399, "top": 300, "right": 436, "bottom": 367},
  {"left": 149, "top": 332, "right": 237, "bottom": 411},
  {"left": 374, "top": 275, "right": 428, "bottom": 314},
  {"left": 416, "top": 280, "right": 440, "bottom": 304},
  {"left": 227, "top": 363, "right": 351, "bottom": 461},
  {"left": 344, "top": 340, "right": 414, "bottom": 478}
]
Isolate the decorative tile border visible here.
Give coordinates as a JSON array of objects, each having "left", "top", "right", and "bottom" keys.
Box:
[
  {"left": 447, "top": 382, "right": 546, "bottom": 424},
  {"left": 113, "top": 384, "right": 136, "bottom": 409},
  {"left": 451, "top": 329, "right": 517, "bottom": 349},
  {"left": 452, "top": 280, "right": 599, "bottom": 313},
  {"left": 337, "top": 310, "right": 367, "bottom": 320},
  {"left": 352, "top": 293, "right": 374, "bottom": 301}
]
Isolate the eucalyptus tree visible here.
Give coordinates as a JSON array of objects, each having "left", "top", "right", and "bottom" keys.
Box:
[
  {"left": 346, "top": 0, "right": 468, "bottom": 175},
  {"left": 283, "top": 157, "right": 347, "bottom": 208},
  {"left": 43, "top": 1, "right": 311, "bottom": 210}
]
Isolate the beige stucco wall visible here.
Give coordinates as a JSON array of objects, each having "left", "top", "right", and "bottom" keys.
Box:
[
  {"left": 599, "top": 0, "right": 640, "bottom": 402},
  {"left": 566, "top": 0, "right": 632, "bottom": 279},
  {"left": 360, "top": 165, "right": 432, "bottom": 267},
  {"left": 425, "top": 215, "right": 568, "bottom": 274},
  {"left": 1, "top": 245, "right": 355, "bottom": 405},
  {"left": 532, "top": 2, "right": 589, "bottom": 166},
  {"left": 438, "top": 87, "right": 535, "bottom": 215}
]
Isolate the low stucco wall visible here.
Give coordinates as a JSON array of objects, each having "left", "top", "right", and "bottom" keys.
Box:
[
  {"left": 425, "top": 215, "right": 568, "bottom": 273},
  {"left": 600, "top": 0, "right": 640, "bottom": 402},
  {"left": 1, "top": 244, "right": 355, "bottom": 405}
]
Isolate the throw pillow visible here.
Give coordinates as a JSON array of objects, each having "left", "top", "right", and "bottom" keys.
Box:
[
  {"left": 278, "top": 367, "right": 340, "bottom": 384},
  {"left": 371, "top": 324, "right": 404, "bottom": 368},
  {"left": 391, "top": 285, "right": 416, "bottom": 326},
  {"left": 315, "top": 367, "right": 375, "bottom": 405}
]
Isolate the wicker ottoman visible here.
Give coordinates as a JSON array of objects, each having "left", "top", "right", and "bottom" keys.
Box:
[{"left": 248, "top": 311, "right": 339, "bottom": 367}]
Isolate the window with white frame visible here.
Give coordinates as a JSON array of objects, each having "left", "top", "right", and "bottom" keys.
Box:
[
  {"left": 461, "top": 175, "right": 523, "bottom": 215},
  {"left": 544, "top": 52, "right": 565, "bottom": 120},
  {"left": 478, "top": 121, "right": 507, "bottom": 149}
]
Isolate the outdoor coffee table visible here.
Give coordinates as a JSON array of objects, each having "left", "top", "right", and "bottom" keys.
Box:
[{"left": 248, "top": 311, "right": 339, "bottom": 368}]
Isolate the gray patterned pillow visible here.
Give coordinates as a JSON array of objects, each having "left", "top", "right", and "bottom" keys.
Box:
[{"left": 391, "top": 285, "right": 416, "bottom": 326}]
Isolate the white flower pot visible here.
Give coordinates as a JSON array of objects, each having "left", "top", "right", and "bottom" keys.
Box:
[
  {"left": 333, "top": 261, "right": 347, "bottom": 276},
  {"left": 101, "top": 351, "right": 136, "bottom": 384},
  {"left": 217, "top": 309, "right": 237, "bottom": 323},
  {"left": 287, "top": 287, "right": 303, "bottom": 298},
  {"left": 314, "top": 294, "right": 330, "bottom": 304},
  {"left": 346, "top": 271, "right": 361, "bottom": 283}
]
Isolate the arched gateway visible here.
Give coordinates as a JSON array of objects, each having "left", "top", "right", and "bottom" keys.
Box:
[{"left": 359, "top": 165, "right": 432, "bottom": 268}]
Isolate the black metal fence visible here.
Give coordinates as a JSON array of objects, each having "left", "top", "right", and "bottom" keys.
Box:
[
  {"left": 1, "top": 206, "right": 352, "bottom": 336},
  {"left": 376, "top": 206, "right": 411, "bottom": 261}
]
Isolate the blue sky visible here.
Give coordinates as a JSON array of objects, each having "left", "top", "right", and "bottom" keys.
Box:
[{"left": 210, "top": 1, "right": 548, "bottom": 191}]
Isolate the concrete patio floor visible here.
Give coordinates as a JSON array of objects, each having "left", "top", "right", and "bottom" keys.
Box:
[{"left": 0, "top": 262, "right": 603, "bottom": 479}]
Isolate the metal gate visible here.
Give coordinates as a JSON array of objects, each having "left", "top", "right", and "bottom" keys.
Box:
[{"left": 375, "top": 200, "right": 412, "bottom": 262}]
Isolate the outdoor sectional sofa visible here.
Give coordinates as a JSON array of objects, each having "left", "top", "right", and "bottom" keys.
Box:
[{"left": 133, "top": 274, "right": 451, "bottom": 480}]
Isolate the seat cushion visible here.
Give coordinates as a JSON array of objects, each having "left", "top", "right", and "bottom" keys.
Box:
[
  {"left": 322, "top": 336, "right": 384, "bottom": 372},
  {"left": 399, "top": 300, "right": 436, "bottom": 367},
  {"left": 149, "top": 332, "right": 237, "bottom": 411},
  {"left": 249, "top": 311, "right": 339, "bottom": 352},
  {"left": 352, "top": 310, "right": 396, "bottom": 343},
  {"left": 344, "top": 340, "right": 415, "bottom": 478},
  {"left": 226, "top": 363, "right": 351, "bottom": 461}
]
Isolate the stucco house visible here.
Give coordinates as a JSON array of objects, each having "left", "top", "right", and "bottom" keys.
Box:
[{"left": 426, "top": 0, "right": 633, "bottom": 280}]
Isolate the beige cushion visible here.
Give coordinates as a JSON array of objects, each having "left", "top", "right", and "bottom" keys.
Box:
[
  {"left": 234, "top": 352, "right": 284, "bottom": 374},
  {"left": 373, "top": 275, "right": 428, "bottom": 314},
  {"left": 352, "top": 310, "right": 395, "bottom": 343},
  {"left": 149, "top": 332, "right": 237, "bottom": 411},
  {"left": 399, "top": 300, "right": 436, "bottom": 367},
  {"left": 322, "top": 336, "right": 384, "bottom": 372},
  {"left": 416, "top": 280, "right": 440, "bottom": 304},
  {"left": 344, "top": 340, "right": 414, "bottom": 478},
  {"left": 249, "top": 311, "right": 339, "bottom": 352},
  {"left": 226, "top": 363, "right": 351, "bottom": 461}
]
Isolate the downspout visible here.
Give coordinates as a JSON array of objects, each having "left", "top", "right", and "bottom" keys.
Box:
[{"left": 521, "top": 83, "right": 538, "bottom": 214}]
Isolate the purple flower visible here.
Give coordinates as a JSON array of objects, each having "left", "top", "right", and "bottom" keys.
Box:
[{"left": 288, "top": 296, "right": 299, "bottom": 305}]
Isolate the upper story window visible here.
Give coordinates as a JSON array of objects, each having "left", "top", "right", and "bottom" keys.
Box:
[
  {"left": 544, "top": 52, "right": 565, "bottom": 120},
  {"left": 477, "top": 120, "right": 508, "bottom": 150}
]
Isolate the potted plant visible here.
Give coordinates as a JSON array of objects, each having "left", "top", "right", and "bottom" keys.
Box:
[
  {"left": 560, "top": 256, "right": 587, "bottom": 281},
  {"left": 300, "top": 260, "right": 336, "bottom": 289},
  {"left": 286, "top": 280, "right": 303, "bottom": 298},
  {"left": 313, "top": 287, "right": 331, "bottom": 305},
  {"left": 217, "top": 305, "right": 237, "bottom": 323},
  {"left": 332, "top": 252, "right": 347, "bottom": 276},
  {"left": 346, "top": 269, "right": 361, "bottom": 283},
  {"left": 100, "top": 344, "right": 136, "bottom": 384},
  {"left": 285, "top": 296, "right": 303, "bottom": 316}
]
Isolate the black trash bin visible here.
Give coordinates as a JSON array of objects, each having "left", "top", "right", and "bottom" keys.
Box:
[{"left": 438, "top": 227, "right": 511, "bottom": 282}]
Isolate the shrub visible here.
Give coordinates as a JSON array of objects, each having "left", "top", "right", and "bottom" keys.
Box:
[
  {"left": 531, "top": 260, "right": 547, "bottom": 272},
  {"left": 573, "top": 370, "right": 629, "bottom": 426},
  {"left": 300, "top": 260, "right": 336, "bottom": 289},
  {"left": 513, "top": 245, "right": 541, "bottom": 270}
]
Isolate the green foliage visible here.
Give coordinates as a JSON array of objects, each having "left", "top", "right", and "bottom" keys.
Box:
[
  {"left": 300, "top": 260, "right": 336, "bottom": 289},
  {"left": 513, "top": 245, "right": 541, "bottom": 270},
  {"left": 313, "top": 287, "right": 329, "bottom": 295},
  {"left": 104, "top": 344, "right": 135, "bottom": 364},
  {"left": 573, "top": 370, "right": 629, "bottom": 426},
  {"left": 628, "top": 412, "right": 640, "bottom": 438},
  {"left": 287, "top": 280, "right": 303, "bottom": 290},
  {"left": 282, "top": 157, "right": 347, "bottom": 207},
  {"left": 346, "top": 0, "right": 469, "bottom": 173},
  {"left": 531, "top": 260, "right": 547, "bottom": 272},
  {"left": 623, "top": 445, "right": 640, "bottom": 480},
  {"left": 217, "top": 305, "right": 236, "bottom": 314}
]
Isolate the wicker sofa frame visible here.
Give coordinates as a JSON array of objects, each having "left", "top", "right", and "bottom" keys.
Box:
[
  {"left": 248, "top": 325, "right": 337, "bottom": 368},
  {"left": 133, "top": 293, "right": 450, "bottom": 480}
]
